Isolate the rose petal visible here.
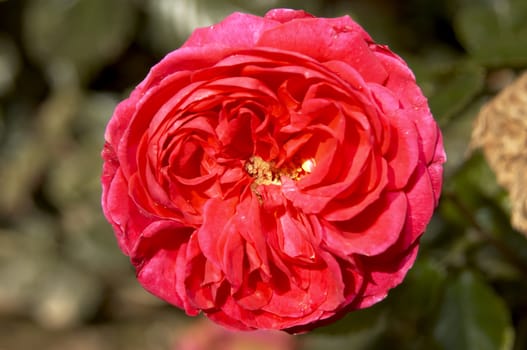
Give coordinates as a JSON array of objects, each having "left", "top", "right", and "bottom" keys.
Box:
[
  {"left": 196, "top": 197, "right": 237, "bottom": 268},
  {"left": 257, "top": 16, "right": 388, "bottom": 84},
  {"left": 320, "top": 155, "right": 389, "bottom": 221},
  {"left": 372, "top": 46, "right": 440, "bottom": 164},
  {"left": 399, "top": 165, "right": 436, "bottom": 249},
  {"left": 133, "top": 221, "right": 197, "bottom": 314},
  {"left": 183, "top": 12, "right": 278, "bottom": 49},
  {"left": 233, "top": 272, "right": 273, "bottom": 310},
  {"left": 355, "top": 242, "right": 419, "bottom": 309},
  {"left": 428, "top": 129, "right": 446, "bottom": 204},
  {"left": 234, "top": 193, "right": 272, "bottom": 277},
  {"left": 103, "top": 167, "right": 152, "bottom": 255},
  {"left": 323, "top": 191, "right": 407, "bottom": 256},
  {"left": 368, "top": 84, "right": 420, "bottom": 189}
]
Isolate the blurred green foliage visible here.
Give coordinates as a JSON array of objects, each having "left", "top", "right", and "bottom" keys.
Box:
[{"left": 1, "top": 0, "right": 527, "bottom": 349}]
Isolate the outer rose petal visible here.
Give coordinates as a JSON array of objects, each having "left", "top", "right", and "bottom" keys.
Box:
[
  {"left": 257, "top": 15, "right": 388, "bottom": 84},
  {"left": 102, "top": 165, "right": 152, "bottom": 255},
  {"left": 101, "top": 8, "right": 446, "bottom": 333},
  {"left": 428, "top": 129, "right": 446, "bottom": 204},
  {"left": 132, "top": 221, "right": 197, "bottom": 315},
  {"left": 356, "top": 241, "right": 420, "bottom": 309},
  {"left": 400, "top": 164, "right": 437, "bottom": 249},
  {"left": 372, "top": 45, "right": 442, "bottom": 164},
  {"left": 183, "top": 12, "right": 278, "bottom": 49},
  {"left": 103, "top": 88, "right": 142, "bottom": 149}
]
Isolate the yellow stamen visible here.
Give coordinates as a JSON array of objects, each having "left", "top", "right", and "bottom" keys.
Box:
[
  {"left": 245, "top": 156, "right": 281, "bottom": 186},
  {"left": 245, "top": 156, "right": 316, "bottom": 186}
]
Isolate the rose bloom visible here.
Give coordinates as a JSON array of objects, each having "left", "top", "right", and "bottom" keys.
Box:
[{"left": 101, "top": 9, "right": 445, "bottom": 332}]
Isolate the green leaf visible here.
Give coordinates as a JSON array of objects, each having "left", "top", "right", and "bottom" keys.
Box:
[
  {"left": 312, "top": 301, "right": 387, "bottom": 336},
  {"left": 427, "top": 61, "right": 485, "bottom": 125},
  {"left": 454, "top": 0, "right": 527, "bottom": 66},
  {"left": 446, "top": 151, "right": 504, "bottom": 207},
  {"left": 299, "top": 303, "right": 388, "bottom": 349},
  {"left": 433, "top": 271, "right": 514, "bottom": 350},
  {"left": 389, "top": 258, "right": 447, "bottom": 323},
  {"left": 441, "top": 98, "right": 486, "bottom": 177},
  {"left": 408, "top": 56, "right": 485, "bottom": 126}
]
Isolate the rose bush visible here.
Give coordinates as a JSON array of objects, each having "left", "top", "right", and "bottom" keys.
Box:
[{"left": 101, "top": 8, "right": 445, "bottom": 332}]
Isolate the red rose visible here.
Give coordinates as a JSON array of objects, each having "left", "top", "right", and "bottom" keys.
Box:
[{"left": 101, "top": 8, "right": 445, "bottom": 332}]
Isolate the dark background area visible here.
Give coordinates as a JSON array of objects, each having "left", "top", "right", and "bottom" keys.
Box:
[{"left": 1, "top": 0, "right": 527, "bottom": 349}]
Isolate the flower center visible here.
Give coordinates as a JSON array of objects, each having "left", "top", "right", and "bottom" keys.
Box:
[{"left": 245, "top": 156, "right": 315, "bottom": 186}]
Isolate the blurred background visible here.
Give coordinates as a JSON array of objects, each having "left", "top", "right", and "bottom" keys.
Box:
[{"left": 1, "top": 0, "right": 527, "bottom": 349}]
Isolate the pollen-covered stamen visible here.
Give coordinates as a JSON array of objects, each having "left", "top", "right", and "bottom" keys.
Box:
[
  {"left": 245, "top": 156, "right": 316, "bottom": 186},
  {"left": 245, "top": 156, "right": 280, "bottom": 185}
]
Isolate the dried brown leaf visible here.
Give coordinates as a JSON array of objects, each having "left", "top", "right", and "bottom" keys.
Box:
[{"left": 471, "top": 71, "right": 527, "bottom": 236}]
